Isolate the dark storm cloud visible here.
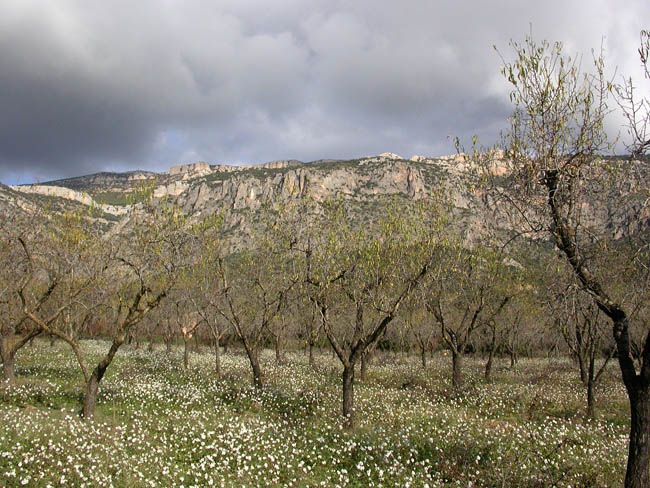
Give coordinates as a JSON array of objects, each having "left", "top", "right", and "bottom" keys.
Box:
[{"left": 0, "top": 0, "right": 648, "bottom": 183}]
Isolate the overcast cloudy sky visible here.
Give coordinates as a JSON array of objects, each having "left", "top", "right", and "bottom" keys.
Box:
[{"left": 0, "top": 1, "right": 648, "bottom": 183}]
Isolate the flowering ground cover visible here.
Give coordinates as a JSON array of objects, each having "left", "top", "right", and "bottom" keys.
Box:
[{"left": 0, "top": 341, "right": 628, "bottom": 486}]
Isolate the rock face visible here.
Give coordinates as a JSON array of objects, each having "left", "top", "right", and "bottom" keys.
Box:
[
  {"left": 167, "top": 160, "right": 436, "bottom": 233},
  {"left": 5, "top": 154, "right": 647, "bottom": 252},
  {"left": 169, "top": 162, "right": 212, "bottom": 177},
  {"left": 154, "top": 181, "right": 189, "bottom": 198},
  {"left": 259, "top": 160, "right": 302, "bottom": 169},
  {"left": 9, "top": 184, "right": 127, "bottom": 216},
  {"left": 379, "top": 152, "right": 404, "bottom": 160}
]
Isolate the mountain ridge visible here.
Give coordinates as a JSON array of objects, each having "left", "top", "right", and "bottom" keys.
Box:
[{"left": 2, "top": 152, "right": 647, "bottom": 253}]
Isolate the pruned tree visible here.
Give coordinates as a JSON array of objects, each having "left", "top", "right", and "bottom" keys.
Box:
[
  {"left": 295, "top": 198, "right": 447, "bottom": 428},
  {"left": 552, "top": 281, "right": 615, "bottom": 418},
  {"left": 1, "top": 209, "right": 98, "bottom": 384},
  {"left": 425, "top": 245, "right": 511, "bottom": 388},
  {"left": 29, "top": 197, "right": 193, "bottom": 419},
  {"left": 403, "top": 302, "right": 436, "bottom": 369},
  {"left": 213, "top": 213, "right": 296, "bottom": 388}
]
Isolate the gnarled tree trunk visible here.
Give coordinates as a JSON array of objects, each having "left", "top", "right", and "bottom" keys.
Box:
[
  {"left": 183, "top": 337, "right": 190, "bottom": 370},
  {"left": 342, "top": 363, "right": 355, "bottom": 429},
  {"left": 81, "top": 337, "right": 124, "bottom": 420},
  {"left": 1, "top": 331, "right": 40, "bottom": 385},
  {"left": 241, "top": 341, "right": 263, "bottom": 389},
  {"left": 626, "top": 385, "right": 650, "bottom": 488},
  {"left": 82, "top": 367, "right": 103, "bottom": 419},
  {"left": 452, "top": 349, "right": 463, "bottom": 389},
  {"left": 1, "top": 347, "right": 16, "bottom": 384}
]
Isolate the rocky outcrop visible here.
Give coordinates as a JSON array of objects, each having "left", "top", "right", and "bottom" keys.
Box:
[
  {"left": 11, "top": 153, "right": 646, "bottom": 255},
  {"left": 9, "top": 184, "right": 128, "bottom": 215},
  {"left": 260, "top": 160, "right": 302, "bottom": 170},
  {"left": 169, "top": 162, "right": 212, "bottom": 176},
  {"left": 153, "top": 180, "right": 189, "bottom": 198},
  {"left": 378, "top": 152, "right": 404, "bottom": 160}
]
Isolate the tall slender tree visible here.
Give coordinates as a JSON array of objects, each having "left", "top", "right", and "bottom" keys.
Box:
[{"left": 491, "top": 34, "right": 650, "bottom": 487}]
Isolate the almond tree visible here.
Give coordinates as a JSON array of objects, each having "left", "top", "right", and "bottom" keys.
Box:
[
  {"left": 171, "top": 296, "right": 201, "bottom": 370},
  {"left": 0, "top": 209, "right": 97, "bottom": 384},
  {"left": 211, "top": 205, "right": 298, "bottom": 389},
  {"left": 553, "top": 284, "right": 615, "bottom": 418},
  {"left": 0, "top": 214, "right": 46, "bottom": 383},
  {"left": 192, "top": 299, "right": 227, "bottom": 377},
  {"left": 425, "top": 245, "right": 511, "bottom": 388},
  {"left": 402, "top": 301, "right": 436, "bottom": 369},
  {"left": 493, "top": 34, "right": 650, "bottom": 486},
  {"left": 295, "top": 295, "right": 321, "bottom": 369},
  {"left": 616, "top": 30, "right": 650, "bottom": 157},
  {"left": 215, "top": 250, "right": 293, "bottom": 388},
  {"left": 185, "top": 213, "right": 227, "bottom": 375},
  {"left": 297, "top": 199, "right": 447, "bottom": 428},
  {"left": 30, "top": 198, "right": 192, "bottom": 419}
]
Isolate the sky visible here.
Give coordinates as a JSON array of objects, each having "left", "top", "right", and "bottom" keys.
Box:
[{"left": 0, "top": 1, "right": 648, "bottom": 184}]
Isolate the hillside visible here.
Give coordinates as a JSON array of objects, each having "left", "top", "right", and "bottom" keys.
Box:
[{"left": 3, "top": 153, "right": 649, "bottom": 251}]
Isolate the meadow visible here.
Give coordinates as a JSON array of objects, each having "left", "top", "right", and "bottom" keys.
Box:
[{"left": 0, "top": 340, "right": 630, "bottom": 487}]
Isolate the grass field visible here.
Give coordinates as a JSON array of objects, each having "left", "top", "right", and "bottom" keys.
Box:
[{"left": 0, "top": 340, "right": 630, "bottom": 487}]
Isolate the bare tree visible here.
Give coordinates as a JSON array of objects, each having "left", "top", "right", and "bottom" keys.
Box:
[{"left": 616, "top": 30, "right": 650, "bottom": 157}]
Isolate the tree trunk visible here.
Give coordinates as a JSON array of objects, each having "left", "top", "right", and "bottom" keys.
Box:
[
  {"left": 166, "top": 340, "right": 172, "bottom": 354},
  {"left": 485, "top": 326, "right": 497, "bottom": 382},
  {"left": 308, "top": 342, "right": 316, "bottom": 369},
  {"left": 578, "top": 355, "right": 588, "bottom": 385},
  {"left": 82, "top": 369, "right": 102, "bottom": 419},
  {"left": 243, "top": 345, "right": 263, "bottom": 389},
  {"left": 586, "top": 377, "right": 595, "bottom": 419},
  {"left": 625, "top": 387, "right": 650, "bottom": 488},
  {"left": 452, "top": 349, "right": 463, "bottom": 389},
  {"left": 509, "top": 348, "right": 518, "bottom": 368},
  {"left": 485, "top": 351, "right": 494, "bottom": 382},
  {"left": 360, "top": 353, "right": 368, "bottom": 382},
  {"left": 585, "top": 354, "right": 596, "bottom": 418},
  {"left": 342, "top": 363, "right": 355, "bottom": 429},
  {"left": 183, "top": 338, "right": 190, "bottom": 370},
  {"left": 1, "top": 348, "right": 16, "bottom": 384},
  {"left": 420, "top": 346, "right": 427, "bottom": 369},
  {"left": 274, "top": 336, "right": 284, "bottom": 365},
  {"left": 81, "top": 337, "right": 124, "bottom": 420},
  {"left": 251, "top": 355, "right": 263, "bottom": 389},
  {"left": 213, "top": 336, "right": 221, "bottom": 377}
]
